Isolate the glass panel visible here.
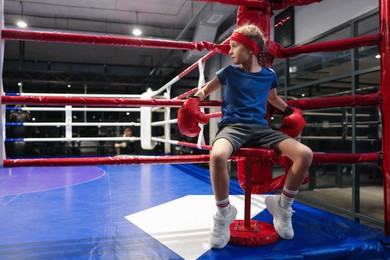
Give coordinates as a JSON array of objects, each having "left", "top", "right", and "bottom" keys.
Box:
[
  {"left": 294, "top": 104, "right": 354, "bottom": 214},
  {"left": 315, "top": 26, "right": 351, "bottom": 43},
  {"left": 287, "top": 26, "right": 351, "bottom": 87},
  {"left": 272, "top": 58, "right": 286, "bottom": 88},
  {"left": 357, "top": 14, "right": 380, "bottom": 70},
  {"left": 358, "top": 13, "right": 379, "bottom": 36},
  {"left": 279, "top": 12, "right": 383, "bottom": 229},
  {"left": 355, "top": 71, "right": 381, "bottom": 151},
  {"left": 358, "top": 166, "right": 384, "bottom": 224},
  {"left": 287, "top": 76, "right": 352, "bottom": 98},
  {"left": 288, "top": 50, "right": 351, "bottom": 87},
  {"left": 355, "top": 71, "right": 383, "bottom": 224},
  {"left": 358, "top": 45, "right": 380, "bottom": 70},
  {"left": 301, "top": 107, "right": 352, "bottom": 150},
  {"left": 272, "top": 58, "right": 285, "bottom": 74},
  {"left": 299, "top": 163, "right": 353, "bottom": 211},
  {"left": 358, "top": 71, "right": 380, "bottom": 91}
]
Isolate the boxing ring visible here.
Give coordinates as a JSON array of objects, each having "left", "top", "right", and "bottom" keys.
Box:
[{"left": 0, "top": 0, "right": 390, "bottom": 259}]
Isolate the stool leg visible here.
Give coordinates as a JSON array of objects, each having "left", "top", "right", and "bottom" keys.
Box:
[
  {"left": 230, "top": 157, "right": 279, "bottom": 246},
  {"left": 244, "top": 158, "right": 252, "bottom": 228}
]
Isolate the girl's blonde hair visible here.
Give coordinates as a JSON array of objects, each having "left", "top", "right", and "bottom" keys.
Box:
[{"left": 234, "top": 24, "right": 268, "bottom": 66}]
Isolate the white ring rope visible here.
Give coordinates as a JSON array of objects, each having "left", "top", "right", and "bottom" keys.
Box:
[
  {"left": 9, "top": 122, "right": 141, "bottom": 127},
  {"left": 197, "top": 59, "right": 206, "bottom": 150},
  {"left": 152, "top": 76, "right": 180, "bottom": 98},
  {"left": 8, "top": 107, "right": 141, "bottom": 112},
  {"left": 151, "top": 119, "right": 177, "bottom": 127},
  {"left": 8, "top": 137, "right": 141, "bottom": 142},
  {"left": 151, "top": 137, "right": 178, "bottom": 146},
  {"left": 164, "top": 87, "right": 172, "bottom": 153}
]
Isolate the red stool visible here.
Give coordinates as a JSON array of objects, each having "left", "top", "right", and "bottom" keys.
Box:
[{"left": 228, "top": 148, "right": 308, "bottom": 246}]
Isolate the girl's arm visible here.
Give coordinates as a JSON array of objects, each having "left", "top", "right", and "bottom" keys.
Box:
[
  {"left": 194, "top": 76, "right": 221, "bottom": 100},
  {"left": 268, "top": 88, "right": 288, "bottom": 112}
]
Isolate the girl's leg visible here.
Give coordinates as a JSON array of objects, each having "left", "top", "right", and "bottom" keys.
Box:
[
  {"left": 265, "top": 138, "right": 312, "bottom": 239},
  {"left": 273, "top": 138, "right": 313, "bottom": 195},
  {"left": 209, "top": 138, "right": 237, "bottom": 249},
  {"left": 210, "top": 138, "right": 234, "bottom": 202}
]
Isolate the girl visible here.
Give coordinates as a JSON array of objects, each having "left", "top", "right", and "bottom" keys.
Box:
[{"left": 178, "top": 24, "right": 312, "bottom": 249}]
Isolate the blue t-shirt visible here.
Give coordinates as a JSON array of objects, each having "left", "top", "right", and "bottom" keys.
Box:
[{"left": 216, "top": 65, "right": 279, "bottom": 127}]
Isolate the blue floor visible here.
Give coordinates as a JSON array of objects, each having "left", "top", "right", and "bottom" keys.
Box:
[{"left": 0, "top": 164, "right": 389, "bottom": 259}]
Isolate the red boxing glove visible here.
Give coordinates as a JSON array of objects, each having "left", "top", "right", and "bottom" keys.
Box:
[
  {"left": 279, "top": 106, "right": 306, "bottom": 138},
  {"left": 178, "top": 97, "right": 208, "bottom": 137}
]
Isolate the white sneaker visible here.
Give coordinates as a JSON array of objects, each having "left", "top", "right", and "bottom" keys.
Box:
[
  {"left": 209, "top": 205, "right": 237, "bottom": 249},
  {"left": 265, "top": 195, "right": 294, "bottom": 239}
]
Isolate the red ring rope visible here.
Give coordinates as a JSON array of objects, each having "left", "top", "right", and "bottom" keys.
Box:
[
  {"left": 3, "top": 152, "right": 379, "bottom": 168},
  {"left": 1, "top": 30, "right": 379, "bottom": 61},
  {"left": 3, "top": 155, "right": 211, "bottom": 167},
  {"left": 269, "top": 34, "right": 380, "bottom": 59},
  {"left": 2, "top": 93, "right": 379, "bottom": 109},
  {"left": 1, "top": 96, "right": 221, "bottom": 107},
  {"left": 1, "top": 29, "right": 230, "bottom": 54}
]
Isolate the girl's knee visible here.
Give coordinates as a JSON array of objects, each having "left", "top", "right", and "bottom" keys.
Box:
[
  {"left": 211, "top": 150, "right": 229, "bottom": 165},
  {"left": 300, "top": 146, "right": 313, "bottom": 165},
  {"left": 211, "top": 139, "right": 233, "bottom": 165}
]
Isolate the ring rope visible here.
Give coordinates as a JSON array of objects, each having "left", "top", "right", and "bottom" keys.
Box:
[
  {"left": 1, "top": 95, "right": 221, "bottom": 107},
  {"left": 5, "top": 137, "right": 141, "bottom": 142},
  {"left": 197, "top": 59, "right": 207, "bottom": 149},
  {"left": 0, "top": 30, "right": 378, "bottom": 69},
  {"left": 152, "top": 137, "right": 379, "bottom": 165},
  {"left": 3, "top": 154, "right": 211, "bottom": 168},
  {"left": 153, "top": 45, "right": 226, "bottom": 97},
  {"left": 6, "top": 106, "right": 141, "bottom": 112},
  {"left": 2, "top": 29, "right": 227, "bottom": 53},
  {"left": 6, "top": 122, "right": 141, "bottom": 127},
  {"left": 270, "top": 34, "right": 380, "bottom": 58},
  {"left": 2, "top": 92, "right": 378, "bottom": 110},
  {"left": 2, "top": 150, "right": 378, "bottom": 168},
  {"left": 151, "top": 119, "right": 178, "bottom": 127},
  {"left": 174, "top": 84, "right": 205, "bottom": 100},
  {"left": 6, "top": 92, "right": 143, "bottom": 98}
]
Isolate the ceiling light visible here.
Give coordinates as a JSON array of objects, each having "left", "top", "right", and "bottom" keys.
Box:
[
  {"left": 289, "top": 66, "right": 297, "bottom": 73},
  {"left": 17, "top": 2, "right": 27, "bottom": 28},
  {"left": 132, "top": 28, "right": 142, "bottom": 36},
  {"left": 17, "top": 20, "right": 27, "bottom": 28},
  {"left": 67, "top": 84, "right": 71, "bottom": 88}
]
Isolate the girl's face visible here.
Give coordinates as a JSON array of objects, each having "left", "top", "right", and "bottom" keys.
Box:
[{"left": 229, "top": 40, "right": 251, "bottom": 65}]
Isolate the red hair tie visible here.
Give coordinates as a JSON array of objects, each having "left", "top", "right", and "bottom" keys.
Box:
[{"left": 230, "top": 32, "right": 260, "bottom": 57}]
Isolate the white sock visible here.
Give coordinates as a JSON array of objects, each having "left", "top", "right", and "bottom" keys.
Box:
[
  {"left": 280, "top": 188, "right": 298, "bottom": 209},
  {"left": 216, "top": 197, "right": 230, "bottom": 217}
]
